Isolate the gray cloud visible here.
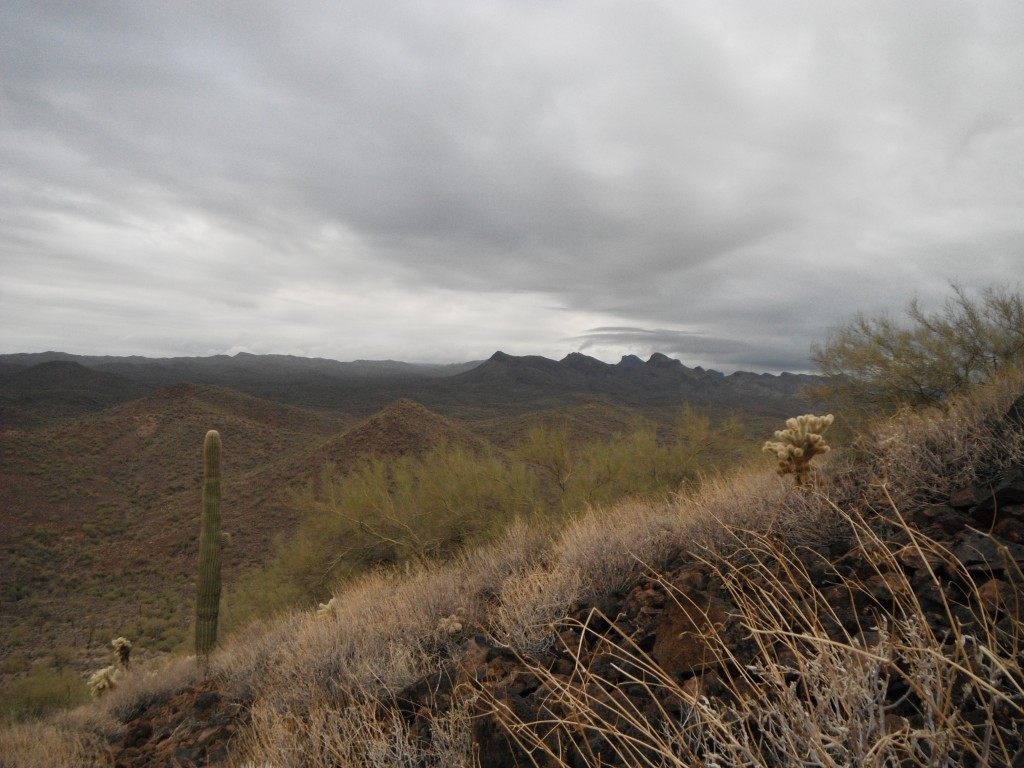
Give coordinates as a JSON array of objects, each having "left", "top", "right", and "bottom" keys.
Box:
[
  {"left": 2, "top": 0, "right": 1022, "bottom": 371},
  {"left": 572, "top": 326, "right": 812, "bottom": 374}
]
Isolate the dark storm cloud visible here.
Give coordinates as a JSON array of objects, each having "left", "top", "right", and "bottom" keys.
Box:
[{"left": 2, "top": 0, "right": 1023, "bottom": 369}]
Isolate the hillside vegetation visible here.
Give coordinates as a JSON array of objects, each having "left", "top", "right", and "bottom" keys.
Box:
[
  {"left": 2, "top": 360, "right": 1021, "bottom": 765},
  {"left": 226, "top": 403, "right": 748, "bottom": 624},
  {"left": 0, "top": 384, "right": 753, "bottom": 721},
  {"left": 0, "top": 385, "right": 353, "bottom": 712}
]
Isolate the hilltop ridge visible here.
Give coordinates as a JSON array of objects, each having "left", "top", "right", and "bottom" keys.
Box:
[{"left": 448, "top": 350, "right": 816, "bottom": 417}]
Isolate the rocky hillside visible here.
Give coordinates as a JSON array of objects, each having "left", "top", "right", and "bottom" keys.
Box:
[{"left": 7, "top": 370, "right": 1021, "bottom": 767}]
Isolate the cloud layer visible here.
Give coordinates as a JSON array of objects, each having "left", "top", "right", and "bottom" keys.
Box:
[{"left": 2, "top": 0, "right": 1022, "bottom": 371}]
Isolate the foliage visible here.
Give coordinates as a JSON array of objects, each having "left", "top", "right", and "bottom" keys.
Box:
[
  {"left": 811, "top": 282, "right": 1024, "bottom": 417},
  {"left": 5, "top": 367, "right": 1023, "bottom": 765},
  {"left": 226, "top": 441, "right": 540, "bottom": 619},
  {"left": 520, "top": 406, "right": 747, "bottom": 511},
  {"left": 0, "top": 662, "right": 89, "bottom": 721},
  {"left": 226, "top": 407, "right": 751, "bottom": 622}
]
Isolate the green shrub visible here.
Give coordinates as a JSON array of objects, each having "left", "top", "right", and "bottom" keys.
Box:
[
  {"left": 811, "top": 282, "right": 1024, "bottom": 417},
  {"left": 294, "top": 442, "right": 536, "bottom": 592},
  {"left": 226, "top": 407, "right": 751, "bottom": 626},
  {"left": 0, "top": 662, "right": 89, "bottom": 721},
  {"left": 517, "top": 406, "right": 749, "bottom": 511}
]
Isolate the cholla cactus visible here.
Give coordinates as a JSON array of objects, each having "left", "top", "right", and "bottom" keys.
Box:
[
  {"left": 87, "top": 666, "right": 120, "bottom": 698},
  {"left": 86, "top": 637, "right": 134, "bottom": 697},
  {"left": 438, "top": 614, "right": 463, "bottom": 635},
  {"left": 316, "top": 597, "right": 338, "bottom": 618},
  {"left": 763, "top": 414, "right": 834, "bottom": 486},
  {"left": 112, "top": 636, "right": 132, "bottom": 667}
]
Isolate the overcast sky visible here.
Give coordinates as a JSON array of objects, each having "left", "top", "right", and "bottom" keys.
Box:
[{"left": 2, "top": 1, "right": 1021, "bottom": 372}]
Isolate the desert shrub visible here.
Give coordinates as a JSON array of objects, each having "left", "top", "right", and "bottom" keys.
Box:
[
  {"left": 229, "top": 407, "right": 750, "bottom": 625},
  {"left": 226, "top": 441, "right": 540, "bottom": 620},
  {"left": 811, "top": 282, "right": 1024, "bottom": 418},
  {"left": 0, "top": 661, "right": 89, "bottom": 721},
  {"left": 517, "top": 406, "right": 750, "bottom": 512}
]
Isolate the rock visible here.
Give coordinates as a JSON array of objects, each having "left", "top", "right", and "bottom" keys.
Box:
[
  {"left": 949, "top": 469, "right": 1024, "bottom": 525},
  {"left": 194, "top": 691, "right": 220, "bottom": 711},
  {"left": 994, "top": 509, "right": 1024, "bottom": 542},
  {"left": 977, "top": 578, "right": 1022, "bottom": 620},
  {"left": 652, "top": 588, "right": 731, "bottom": 676},
  {"left": 102, "top": 682, "right": 249, "bottom": 768},
  {"left": 952, "top": 531, "right": 1024, "bottom": 571},
  {"left": 123, "top": 720, "right": 152, "bottom": 748},
  {"left": 912, "top": 505, "right": 971, "bottom": 536},
  {"left": 897, "top": 543, "right": 945, "bottom": 572}
]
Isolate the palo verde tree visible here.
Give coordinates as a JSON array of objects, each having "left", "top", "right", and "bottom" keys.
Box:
[{"left": 811, "top": 282, "right": 1024, "bottom": 416}]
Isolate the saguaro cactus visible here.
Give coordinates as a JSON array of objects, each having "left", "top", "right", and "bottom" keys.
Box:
[{"left": 195, "top": 429, "right": 223, "bottom": 657}]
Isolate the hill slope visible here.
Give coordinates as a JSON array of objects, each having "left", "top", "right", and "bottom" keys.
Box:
[
  {"left": 0, "top": 350, "right": 822, "bottom": 731},
  {"left": 0, "top": 387, "right": 526, "bottom": 699},
  {"left": 0, "top": 360, "right": 155, "bottom": 427},
  {"left": 0, "top": 384, "right": 354, "bottom": 681},
  {"left": 4, "top": 372, "right": 1022, "bottom": 766}
]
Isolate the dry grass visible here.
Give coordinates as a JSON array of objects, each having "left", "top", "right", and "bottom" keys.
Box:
[
  {"left": 471, "top": 370, "right": 1024, "bottom": 767},
  {"left": 856, "top": 365, "right": 1024, "bottom": 507},
  {"left": 0, "top": 652, "right": 206, "bottom": 767},
  {"left": 0, "top": 715, "right": 106, "bottom": 768},
  {"left": 2, "top": 369, "right": 1022, "bottom": 767},
  {"left": 214, "top": 519, "right": 554, "bottom": 707},
  {"left": 96, "top": 652, "right": 204, "bottom": 722},
  {"left": 229, "top": 694, "right": 477, "bottom": 768},
  {"left": 481, "top": 503, "right": 1024, "bottom": 767}
]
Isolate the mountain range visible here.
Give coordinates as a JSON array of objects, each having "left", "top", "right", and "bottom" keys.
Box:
[{"left": 0, "top": 350, "right": 820, "bottom": 427}]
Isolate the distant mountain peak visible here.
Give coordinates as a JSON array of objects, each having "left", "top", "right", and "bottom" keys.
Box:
[
  {"left": 616, "top": 354, "right": 644, "bottom": 369},
  {"left": 647, "top": 352, "right": 682, "bottom": 366},
  {"left": 560, "top": 352, "right": 608, "bottom": 375}
]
